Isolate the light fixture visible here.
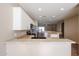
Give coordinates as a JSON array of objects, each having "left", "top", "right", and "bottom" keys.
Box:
[
  {"left": 38, "top": 8, "right": 42, "bottom": 11},
  {"left": 52, "top": 16, "right": 56, "bottom": 18},
  {"left": 60, "top": 8, "right": 64, "bottom": 11},
  {"left": 39, "top": 16, "right": 42, "bottom": 17}
]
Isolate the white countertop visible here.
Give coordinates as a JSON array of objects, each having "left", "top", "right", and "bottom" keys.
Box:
[{"left": 7, "top": 38, "right": 76, "bottom": 43}]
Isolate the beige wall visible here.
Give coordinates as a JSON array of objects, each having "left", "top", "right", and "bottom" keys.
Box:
[
  {"left": 78, "top": 15, "right": 79, "bottom": 43},
  {"left": 56, "top": 23, "right": 61, "bottom": 32},
  {"left": 0, "top": 4, "right": 14, "bottom": 41},
  {"left": 56, "top": 21, "right": 63, "bottom": 32},
  {"left": 45, "top": 24, "right": 56, "bottom": 31},
  {"left": 64, "top": 15, "right": 79, "bottom": 43}
]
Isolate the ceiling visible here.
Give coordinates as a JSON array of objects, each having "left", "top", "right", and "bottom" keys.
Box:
[{"left": 19, "top": 3, "right": 78, "bottom": 24}]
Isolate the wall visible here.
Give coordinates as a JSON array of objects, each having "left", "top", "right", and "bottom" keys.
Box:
[
  {"left": 0, "top": 42, "right": 6, "bottom": 56},
  {"left": 56, "top": 20, "right": 64, "bottom": 32},
  {"left": 64, "top": 15, "right": 78, "bottom": 43},
  {"left": 38, "top": 24, "right": 56, "bottom": 31},
  {"left": 0, "top": 4, "right": 14, "bottom": 41},
  {"left": 45, "top": 24, "right": 56, "bottom": 31},
  {"left": 0, "top": 3, "right": 15, "bottom": 56},
  {"left": 78, "top": 15, "right": 79, "bottom": 43},
  {"left": 56, "top": 22, "right": 62, "bottom": 32}
]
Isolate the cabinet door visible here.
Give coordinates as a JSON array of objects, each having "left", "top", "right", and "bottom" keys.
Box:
[{"left": 12, "top": 7, "right": 21, "bottom": 30}]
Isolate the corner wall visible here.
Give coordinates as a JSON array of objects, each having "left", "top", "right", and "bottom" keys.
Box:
[{"left": 0, "top": 4, "right": 14, "bottom": 41}]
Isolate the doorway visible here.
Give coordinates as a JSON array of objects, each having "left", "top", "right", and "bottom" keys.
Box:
[{"left": 61, "top": 22, "right": 64, "bottom": 38}]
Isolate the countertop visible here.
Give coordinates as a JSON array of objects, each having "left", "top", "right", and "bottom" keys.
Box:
[{"left": 7, "top": 38, "right": 76, "bottom": 43}]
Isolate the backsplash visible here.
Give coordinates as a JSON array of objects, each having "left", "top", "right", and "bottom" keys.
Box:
[{"left": 13, "top": 30, "right": 27, "bottom": 38}]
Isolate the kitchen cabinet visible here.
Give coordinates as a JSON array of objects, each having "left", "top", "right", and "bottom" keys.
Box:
[
  {"left": 6, "top": 39, "right": 75, "bottom": 56},
  {"left": 12, "top": 7, "right": 35, "bottom": 30}
]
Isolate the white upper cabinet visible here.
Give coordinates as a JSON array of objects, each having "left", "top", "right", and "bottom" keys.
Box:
[
  {"left": 13, "top": 7, "right": 21, "bottom": 30},
  {"left": 12, "top": 7, "right": 35, "bottom": 30}
]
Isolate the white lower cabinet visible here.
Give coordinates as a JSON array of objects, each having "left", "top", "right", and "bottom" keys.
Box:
[{"left": 6, "top": 42, "right": 71, "bottom": 56}]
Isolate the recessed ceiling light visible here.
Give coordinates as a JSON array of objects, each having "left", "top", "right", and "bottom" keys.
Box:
[
  {"left": 38, "top": 8, "right": 42, "bottom": 11},
  {"left": 52, "top": 16, "right": 56, "bottom": 18},
  {"left": 60, "top": 8, "right": 64, "bottom": 11},
  {"left": 39, "top": 16, "right": 42, "bottom": 17}
]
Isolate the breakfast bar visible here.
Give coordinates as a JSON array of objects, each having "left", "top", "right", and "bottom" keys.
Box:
[{"left": 6, "top": 38, "right": 75, "bottom": 56}]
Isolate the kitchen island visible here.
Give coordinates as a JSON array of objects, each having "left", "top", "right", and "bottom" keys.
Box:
[{"left": 6, "top": 38, "right": 75, "bottom": 56}]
